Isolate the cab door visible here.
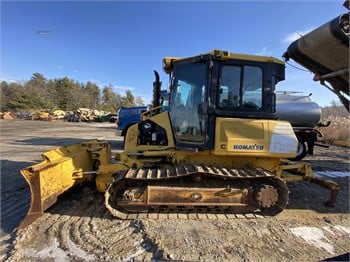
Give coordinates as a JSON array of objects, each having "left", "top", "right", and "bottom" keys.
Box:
[{"left": 169, "top": 61, "right": 210, "bottom": 150}]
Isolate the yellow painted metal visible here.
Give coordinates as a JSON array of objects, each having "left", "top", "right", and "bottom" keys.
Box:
[
  {"left": 214, "top": 118, "right": 298, "bottom": 159},
  {"left": 19, "top": 140, "right": 112, "bottom": 229},
  {"left": 95, "top": 162, "right": 129, "bottom": 192},
  {"left": 275, "top": 161, "right": 314, "bottom": 182},
  {"left": 124, "top": 111, "right": 175, "bottom": 153},
  {"left": 118, "top": 114, "right": 301, "bottom": 176},
  {"left": 147, "top": 186, "right": 248, "bottom": 206},
  {"left": 162, "top": 49, "right": 284, "bottom": 74}
]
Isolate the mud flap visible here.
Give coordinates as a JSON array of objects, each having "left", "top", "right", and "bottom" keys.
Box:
[{"left": 18, "top": 140, "right": 111, "bottom": 230}]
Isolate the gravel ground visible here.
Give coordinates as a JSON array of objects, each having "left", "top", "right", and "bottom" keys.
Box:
[{"left": 1, "top": 119, "right": 349, "bottom": 262}]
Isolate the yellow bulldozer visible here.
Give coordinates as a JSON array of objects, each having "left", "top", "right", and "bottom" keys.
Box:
[
  {"left": 18, "top": 1, "right": 349, "bottom": 230},
  {"left": 19, "top": 46, "right": 347, "bottom": 229}
]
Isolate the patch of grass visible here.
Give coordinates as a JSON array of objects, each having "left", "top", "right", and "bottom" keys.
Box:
[{"left": 318, "top": 116, "right": 350, "bottom": 146}]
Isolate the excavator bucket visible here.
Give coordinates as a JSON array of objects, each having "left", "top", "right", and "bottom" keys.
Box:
[{"left": 18, "top": 140, "right": 111, "bottom": 230}]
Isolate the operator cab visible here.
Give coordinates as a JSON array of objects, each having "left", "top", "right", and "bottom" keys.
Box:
[{"left": 165, "top": 50, "right": 285, "bottom": 150}]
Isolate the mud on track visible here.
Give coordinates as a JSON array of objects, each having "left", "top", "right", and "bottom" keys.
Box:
[{"left": 1, "top": 119, "right": 349, "bottom": 261}]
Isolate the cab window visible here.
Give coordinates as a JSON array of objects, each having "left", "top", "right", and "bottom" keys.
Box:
[{"left": 219, "top": 65, "right": 263, "bottom": 110}]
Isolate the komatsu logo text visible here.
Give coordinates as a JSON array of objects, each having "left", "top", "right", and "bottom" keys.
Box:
[{"left": 233, "top": 144, "right": 264, "bottom": 150}]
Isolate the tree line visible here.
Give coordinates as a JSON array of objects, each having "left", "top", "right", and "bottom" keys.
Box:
[
  {"left": 321, "top": 100, "right": 348, "bottom": 118},
  {"left": 1, "top": 73, "right": 348, "bottom": 117},
  {"left": 0, "top": 73, "right": 145, "bottom": 113}
]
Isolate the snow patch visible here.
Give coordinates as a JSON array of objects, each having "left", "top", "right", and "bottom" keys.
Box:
[
  {"left": 124, "top": 240, "right": 146, "bottom": 261},
  {"left": 67, "top": 236, "right": 96, "bottom": 261},
  {"left": 322, "top": 226, "right": 335, "bottom": 235},
  {"left": 334, "top": 225, "right": 350, "bottom": 234},
  {"left": 291, "top": 227, "right": 334, "bottom": 254},
  {"left": 24, "top": 238, "right": 68, "bottom": 262},
  {"left": 125, "top": 247, "right": 146, "bottom": 261},
  {"left": 24, "top": 237, "right": 96, "bottom": 261},
  {"left": 315, "top": 171, "right": 350, "bottom": 178}
]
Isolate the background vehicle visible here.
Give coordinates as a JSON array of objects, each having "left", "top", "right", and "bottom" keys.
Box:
[
  {"left": 275, "top": 92, "right": 330, "bottom": 160},
  {"left": 19, "top": 49, "right": 341, "bottom": 229},
  {"left": 116, "top": 106, "right": 149, "bottom": 136},
  {"left": 116, "top": 90, "right": 169, "bottom": 136}
]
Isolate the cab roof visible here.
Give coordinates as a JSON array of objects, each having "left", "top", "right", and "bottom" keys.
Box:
[{"left": 163, "top": 49, "right": 285, "bottom": 74}]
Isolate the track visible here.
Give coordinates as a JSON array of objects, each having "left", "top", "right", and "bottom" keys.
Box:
[{"left": 105, "top": 164, "right": 289, "bottom": 219}]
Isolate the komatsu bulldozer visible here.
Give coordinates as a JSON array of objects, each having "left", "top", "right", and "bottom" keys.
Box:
[{"left": 19, "top": 49, "right": 343, "bottom": 229}]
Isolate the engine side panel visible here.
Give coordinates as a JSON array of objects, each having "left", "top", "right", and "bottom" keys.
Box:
[{"left": 214, "top": 118, "right": 298, "bottom": 158}]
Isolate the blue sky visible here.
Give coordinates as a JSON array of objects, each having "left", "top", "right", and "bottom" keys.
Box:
[{"left": 1, "top": 0, "right": 347, "bottom": 106}]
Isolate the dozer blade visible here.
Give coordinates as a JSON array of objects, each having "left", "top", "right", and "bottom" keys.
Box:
[{"left": 18, "top": 140, "right": 111, "bottom": 230}]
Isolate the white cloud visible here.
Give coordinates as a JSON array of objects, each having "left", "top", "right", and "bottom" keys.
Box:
[
  {"left": 100, "top": 84, "right": 135, "bottom": 93},
  {"left": 255, "top": 47, "right": 272, "bottom": 56},
  {"left": 282, "top": 27, "right": 316, "bottom": 45},
  {"left": 112, "top": 85, "right": 135, "bottom": 91},
  {"left": 0, "top": 78, "right": 18, "bottom": 83},
  {"left": 0, "top": 77, "right": 26, "bottom": 84},
  {"left": 86, "top": 80, "right": 135, "bottom": 93}
]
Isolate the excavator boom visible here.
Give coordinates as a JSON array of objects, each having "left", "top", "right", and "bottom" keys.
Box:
[{"left": 283, "top": 7, "right": 349, "bottom": 110}]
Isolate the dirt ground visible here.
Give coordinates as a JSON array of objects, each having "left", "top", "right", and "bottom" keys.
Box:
[{"left": 1, "top": 119, "right": 349, "bottom": 262}]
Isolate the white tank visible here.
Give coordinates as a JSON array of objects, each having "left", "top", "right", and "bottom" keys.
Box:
[{"left": 275, "top": 93, "right": 321, "bottom": 128}]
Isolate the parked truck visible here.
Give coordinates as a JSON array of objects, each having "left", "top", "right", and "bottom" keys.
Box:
[
  {"left": 115, "top": 90, "right": 169, "bottom": 137},
  {"left": 115, "top": 106, "right": 150, "bottom": 137}
]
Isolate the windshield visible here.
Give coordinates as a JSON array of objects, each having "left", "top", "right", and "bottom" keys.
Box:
[{"left": 169, "top": 62, "right": 208, "bottom": 144}]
